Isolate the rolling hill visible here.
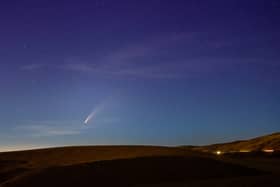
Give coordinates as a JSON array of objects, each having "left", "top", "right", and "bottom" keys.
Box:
[
  {"left": 195, "top": 132, "right": 280, "bottom": 153},
  {"left": 0, "top": 133, "right": 280, "bottom": 186}
]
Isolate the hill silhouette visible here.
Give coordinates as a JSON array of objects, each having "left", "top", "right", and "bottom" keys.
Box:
[
  {"left": 0, "top": 133, "right": 280, "bottom": 187},
  {"left": 196, "top": 132, "right": 280, "bottom": 153}
]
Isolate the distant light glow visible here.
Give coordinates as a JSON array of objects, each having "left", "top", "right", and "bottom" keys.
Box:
[
  {"left": 262, "top": 149, "right": 274, "bottom": 153},
  {"left": 239, "top": 150, "right": 251, "bottom": 153},
  {"left": 215, "top": 150, "right": 222, "bottom": 155}
]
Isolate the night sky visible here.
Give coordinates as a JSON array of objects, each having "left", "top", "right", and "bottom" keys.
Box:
[{"left": 1, "top": 0, "right": 280, "bottom": 151}]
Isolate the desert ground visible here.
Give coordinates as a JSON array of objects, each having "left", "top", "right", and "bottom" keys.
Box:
[{"left": 0, "top": 133, "right": 279, "bottom": 187}]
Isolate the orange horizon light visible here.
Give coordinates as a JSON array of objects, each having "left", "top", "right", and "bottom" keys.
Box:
[{"left": 262, "top": 149, "right": 274, "bottom": 153}]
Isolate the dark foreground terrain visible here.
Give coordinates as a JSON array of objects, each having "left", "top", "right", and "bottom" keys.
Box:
[{"left": 0, "top": 145, "right": 280, "bottom": 187}]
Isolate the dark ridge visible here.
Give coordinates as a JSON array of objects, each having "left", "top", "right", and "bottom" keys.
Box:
[
  {"left": 0, "top": 160, "right": 29, "bottom": 185},
  {"left": 0, "top": 168, "right": 29, "bottom": 184}
]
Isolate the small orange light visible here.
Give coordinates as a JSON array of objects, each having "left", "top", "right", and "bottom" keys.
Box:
[
  {"left": 216, "top": 150, "right": 222, "bottom": 155},
  {"left": 239, "top": 150, "right": 251, "bottom": 153},
  {"left": 262, "top": 149, "right": 274, "bottom": 153}
]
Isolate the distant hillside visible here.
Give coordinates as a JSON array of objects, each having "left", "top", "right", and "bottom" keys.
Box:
[
  {"left": 196, "top": 132, "right": 280, "bottom": 153},
  {"left": 0, "top": 146, "right": 193, "bottom": 169}
]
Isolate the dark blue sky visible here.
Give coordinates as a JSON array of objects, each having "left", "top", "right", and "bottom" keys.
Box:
[{"left": 1, "top": 0, "right": 280, "bottom": 151}]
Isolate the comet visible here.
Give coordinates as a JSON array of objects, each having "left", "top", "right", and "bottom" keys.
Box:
[
  {"left": 84, "top": 94, "right": 116, "bottom": 125},
  {"left": 84, "top": 110, "right": 97, "bottom": 125},
  {"left": 84, "top": 103, "right": 106, "bottom": 125}
]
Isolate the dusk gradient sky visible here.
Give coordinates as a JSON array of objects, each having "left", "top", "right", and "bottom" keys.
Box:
[{"left": 1, "top": 0, "right": 280, "bottom": 151}]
